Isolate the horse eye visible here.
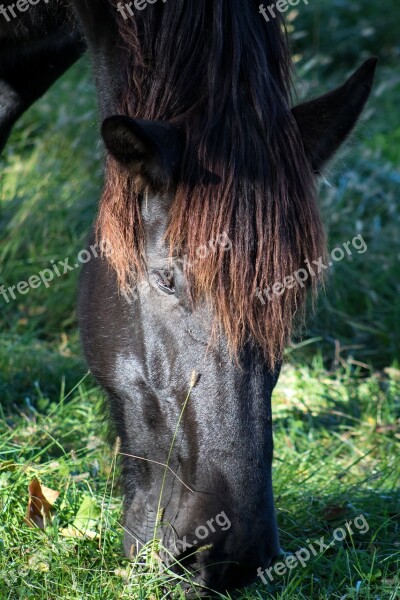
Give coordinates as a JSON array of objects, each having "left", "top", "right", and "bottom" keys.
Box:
[{"left": 153, "top": 269, "right": 175, "bottom": 295}]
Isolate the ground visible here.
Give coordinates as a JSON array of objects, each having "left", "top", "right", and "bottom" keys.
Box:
[{"left": 0, "top": 1, "right": 399, "bottom": 598}]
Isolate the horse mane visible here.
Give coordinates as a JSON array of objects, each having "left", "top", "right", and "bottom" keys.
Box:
[{"left": 97, "top": 0, "right": 326, "bottom": 368}]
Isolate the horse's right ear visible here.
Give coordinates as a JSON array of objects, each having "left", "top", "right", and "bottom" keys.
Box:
[
  {"left": 101, "top": 116, "right": 183, "bottom": 191},
  {"left": 292, "top": 58, "right": 377, "bottom": 174}
]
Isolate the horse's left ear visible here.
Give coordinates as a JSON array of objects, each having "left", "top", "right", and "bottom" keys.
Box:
[
  {"left": 292, "top": 58, "right": 377, "bottom": 174},
  {"left": 101, "top": 115, "right": 183, "bottom": 190}
]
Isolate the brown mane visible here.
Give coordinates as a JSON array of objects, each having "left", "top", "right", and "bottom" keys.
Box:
[{"left": 96, "top": 0, "right": 326, "bottom": 368}]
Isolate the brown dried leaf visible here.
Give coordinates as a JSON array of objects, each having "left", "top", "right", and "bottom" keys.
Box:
[
  {"left": 25, "top": 477, "right": 60, "bottom": 530},
  {"left": 323, "top": 505, "right": 348, "bottom": 521}
]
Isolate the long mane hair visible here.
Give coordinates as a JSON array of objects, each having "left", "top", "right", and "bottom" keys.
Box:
[{"left": 97, "top": 0, "right": 326, "bottom": 368}]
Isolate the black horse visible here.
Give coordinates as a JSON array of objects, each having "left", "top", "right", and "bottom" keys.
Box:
[
  {"left": 0, "top": 0, "right": 85, "bottom": 152},
  {"left": 0, "top": 1, "right": 376, "bottom": 596}
]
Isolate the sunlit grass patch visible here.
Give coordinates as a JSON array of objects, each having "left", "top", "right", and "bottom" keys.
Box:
[{"left": 0, "top": 365, "right": 399, "bottom": 599}]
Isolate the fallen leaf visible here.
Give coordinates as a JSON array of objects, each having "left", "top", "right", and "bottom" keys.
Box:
[
  {"left": 60, "top": 526, "right": 98, "bottom": 540},
  {"left": 60, "top": 495, "right": 100, "bottom": 539},
  {"left": 0, "top": 461, "right": 17, "bottom": 472},
  {"left": 27, "top": 556, "right": 50, "bottom": 572},
  {"left": 384, "top": 367, "right": 400, "bottom": 381},
  {"left": 323, "top": 505, "right": 348, "bottom": 521},
  {"left": 25, "top": 478, "right": 60, "bottom": 530},
  {"left": 375, "top": 422, "right": 399, "bottom": 433},
  {"left": 70, "top": 472, "right": 90, "bottom": 482},
  {"left": 114, "top": 568, "right": 129, "bottom": 579}
]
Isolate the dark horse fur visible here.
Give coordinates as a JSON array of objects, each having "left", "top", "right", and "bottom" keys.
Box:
[
  {"left": 0, "top": 0, "right": 85, "bottom": 152},
  {"left": 0, "top": 1, "right": 376, "bottom": 596}
]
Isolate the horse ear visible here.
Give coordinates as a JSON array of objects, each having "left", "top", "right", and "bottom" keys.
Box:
[
  {"left": 101, "top": 115, "right": 183, "bottom": 190},
  {"left": 292, "top": 58, "right": 377, "bottom": 174}
]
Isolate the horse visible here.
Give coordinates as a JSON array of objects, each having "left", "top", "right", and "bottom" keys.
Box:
[
  {"left": 0, "top": 1, "right": 376, "bottom": 596},
  {"left": 0, "top": 0, "right": 85, "bottom": 153}
]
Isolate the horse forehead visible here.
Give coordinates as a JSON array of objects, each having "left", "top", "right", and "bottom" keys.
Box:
[
  {"left": 141, "top": 192, "right": 172, "bottom": 254},
  {"left": 141, "top": 192, "right": 171, "bottom": 227}
]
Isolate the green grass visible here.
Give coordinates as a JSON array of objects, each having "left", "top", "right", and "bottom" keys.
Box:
[
  {"left": 1, "top": 1, "right": 400, "bottom": 597},
  {"left": 1, "top": 367, "right": 399, "bottom": 599}
]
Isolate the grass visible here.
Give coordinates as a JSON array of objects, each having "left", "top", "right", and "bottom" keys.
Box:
[
  {"left": 1, "top": 367, "right": 399, "bottom": 599},
  {"left": 1, "top": 0, "right": 399, "bottom": 597}
]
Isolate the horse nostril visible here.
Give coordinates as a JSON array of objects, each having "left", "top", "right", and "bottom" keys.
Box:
[
  {"left": 172, "top": 547, "right": 199, "bottom": 571},
  {"left": 167, "top": 548, "right": 244, "bottom": 594},
  {"left": 161, "top": 524, "right": 281, "bottom": 594}
]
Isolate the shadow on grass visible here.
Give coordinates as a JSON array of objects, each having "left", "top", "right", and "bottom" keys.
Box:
[{"left": 0, "top": 335, "right": 87, "bottom": 411}]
